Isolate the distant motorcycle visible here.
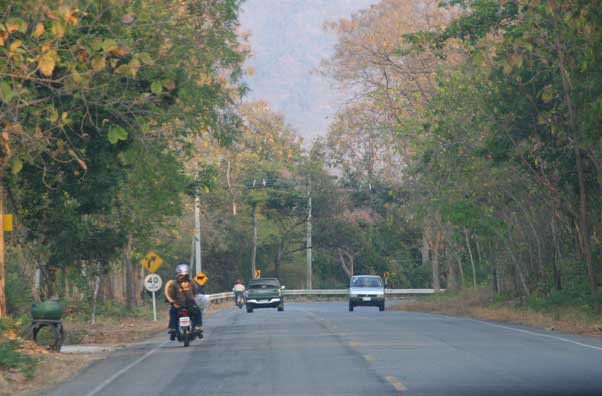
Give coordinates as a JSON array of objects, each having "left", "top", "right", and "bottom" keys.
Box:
[
  {"left": 235, "top": 294, "right": 245, "bottom": 309},
  {"left": 175, "top": 307, "right": 202, "bottom": 347}
]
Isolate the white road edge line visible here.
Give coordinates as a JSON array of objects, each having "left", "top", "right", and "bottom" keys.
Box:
[
  {"left": 467, "top": 318, "right": 602, "bottom": 352},
  {"left": 83, "top": 340, "right": 170, "bottom": 396}
]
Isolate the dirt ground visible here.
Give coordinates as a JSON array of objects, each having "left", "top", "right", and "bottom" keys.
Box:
[
  {"left": 3, "top": 300, "right": 232, "bottom": 396},
  {"left": 3, "top": 353, "right": 101, "bottom": 396}
]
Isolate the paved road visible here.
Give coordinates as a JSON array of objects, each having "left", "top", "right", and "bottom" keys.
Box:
[{"left": 46, "top": 302, "right": 602, "bottom": 396}]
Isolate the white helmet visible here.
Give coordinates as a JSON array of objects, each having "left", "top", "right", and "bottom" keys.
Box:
[{"left": 175, "top": 263, "right": 190, "bottom": 276}]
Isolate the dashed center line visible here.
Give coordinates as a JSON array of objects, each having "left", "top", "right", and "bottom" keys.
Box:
[{"left": 385, "top": 376, "right": 408, "bottom": 393}]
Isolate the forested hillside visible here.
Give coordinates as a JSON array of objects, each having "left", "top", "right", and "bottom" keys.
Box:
[{"left": 322, "top": 0, "right": 602, "bottom": 313}]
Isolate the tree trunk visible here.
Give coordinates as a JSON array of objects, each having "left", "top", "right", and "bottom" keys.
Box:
[
  {"left": 575, "top": 148, "right": 596, "bottom": 296},
  {"left": 464, "top": 228, "right": 477, "bottom": 288},
  {"left": 447, "top": 252, "right": 459, "bottom": 291},
  {"left": 457, "top": 256, "right": 464, "bottom": 286},
  {"left": 306, "top": 182, "right": 312, "bottom": 290},
  {"left": 91, "top": 266, "right": 101, "bottom": 325},
  {"left": 475, "top": 237, "right": 482, "bottom": 263},
  {"left": 348, "top": 254, "right": 354, "bottom": 279},
  {"left": 139, "top": 266, "right": 145, "bottom": 305},
  {"left": 0, "top": 170, "right": 6, "bottom": 316},
  {"left": 550, "top": 215, "right": 562, "bottom": 290},
  {"left": 421, "top": 230, "right": 430, "bottom": 267},
  {"left": 550, "top": 0, "right": 596, "bottom": 297},
  {"left": 492, "top": 267, "right": 499, "bottom": 294},
  {"left": 431, "top": 213, "right": 442, "bottom": 292},
  {"left": 33, "top": 265, "right": 41, "bottom": 302},
  {"left": 226, "top": 158, "right": 237, "bottom": 216},
  {"left": 337, "top": 249, "right": 354, "bottom": 279},
  {"left": 124, "top": 234, "right": 134, "bottom": 310},
  {"left": 504, "top": 236, "right": 529, "bottom": 296},
  {"left": 274, "top": 241, "right": 283, "bottom": 279}
]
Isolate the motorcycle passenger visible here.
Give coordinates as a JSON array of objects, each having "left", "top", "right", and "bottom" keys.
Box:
[
  {"left": 232, "top": 279, "right": 246, "bottom": 306},
  {"left": 164, "top": 263, "right": 202, "bottom": 340}
]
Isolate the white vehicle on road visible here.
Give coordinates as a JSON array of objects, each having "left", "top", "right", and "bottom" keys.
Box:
[{"left": 348, "top": 275, "right": 385, "bottom": 312}]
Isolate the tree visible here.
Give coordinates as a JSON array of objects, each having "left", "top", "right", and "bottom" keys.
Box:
[{"left": 1, "top": 0, "right": 247, "bottom": 314}]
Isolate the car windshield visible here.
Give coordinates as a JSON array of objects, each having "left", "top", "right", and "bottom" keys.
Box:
[
  {"left": 249, "top": 280, "right": 279, "bottom": 289},
  {"left": 350, "top": 277, "right": 383, "bottom": 288}
]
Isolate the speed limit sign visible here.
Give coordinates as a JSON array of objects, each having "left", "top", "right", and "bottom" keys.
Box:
[
  {"left": 144, "top": 274, "right": 163, "bottom": 292},
  {"left": 144, "top": 274, "right": 162, "bottom": 321}
]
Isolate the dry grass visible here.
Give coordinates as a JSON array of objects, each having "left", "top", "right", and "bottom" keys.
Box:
[
  {"left": 391, "top": 289, "right": 602, "bottom": 337},
  {"left": 64, "top": 311, "right": 168, "bottom": 345},
  {"left": 4, "top": 353, "right": 100, "bottom": 396}
]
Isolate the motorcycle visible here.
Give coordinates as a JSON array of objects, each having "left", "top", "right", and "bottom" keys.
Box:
[
  {"left": 234, "top": 293, "right": 245, "bottom": 309},
  {"left": 176, "top": 307, "right": 202, "bottom": 347}
]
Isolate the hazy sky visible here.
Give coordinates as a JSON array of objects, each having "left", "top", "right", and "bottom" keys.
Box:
[{"left": 239, "top": 0, "right": 378, "bottom": 142}]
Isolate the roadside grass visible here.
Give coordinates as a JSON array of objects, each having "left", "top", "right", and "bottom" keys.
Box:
[
  {"left": 63, "top": 303, "right": 169, "bottom": 345},
  {"left": 0, "top": 316, "right": 41, "bottom": 394},
  {"left": 392, "top": 287, "right": 602, "bottom": 337},
  {"left": 0, "top": 339, "right": 37, "bottom": 379}
]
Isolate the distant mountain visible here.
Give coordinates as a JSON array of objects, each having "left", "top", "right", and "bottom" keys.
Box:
[{"left": 239, "top": 0, "right": 378, "bottom": 142}]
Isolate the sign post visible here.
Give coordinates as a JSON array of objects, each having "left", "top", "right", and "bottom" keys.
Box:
[{"left": 144, "top": 274, "right": 163, "bottom": 321}]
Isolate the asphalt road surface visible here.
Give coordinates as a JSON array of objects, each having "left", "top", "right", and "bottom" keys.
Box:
[{"left": 45, "top": 302, "right": 602, "bottom": 396}]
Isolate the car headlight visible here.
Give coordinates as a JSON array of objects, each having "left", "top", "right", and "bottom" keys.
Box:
[{"left": 349, "top": 293, "right": 358, "bottom": 298}]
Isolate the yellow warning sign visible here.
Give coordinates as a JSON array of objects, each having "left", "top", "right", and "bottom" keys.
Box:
[
  {"left": 2, "top": 214, "right": 12, "bottom": 232},
  {"left": 139, "top": 251, "right": 164, "bottom": 273},
  {"left": 194, "top": 271, "right": 209, "bottom": 286}
]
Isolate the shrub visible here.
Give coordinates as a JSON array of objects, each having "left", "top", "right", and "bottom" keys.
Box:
[{"left": 0, "top": 339, "right": 37, "bottom": 379}]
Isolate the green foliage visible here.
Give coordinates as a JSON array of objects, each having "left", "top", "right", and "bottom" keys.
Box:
[
  {"left": 5, "top": 254, "right": 32, "bottom": 315},
  {"left": 2, "top": 0, "right": 248, "bottom": 310},
  {"left": 0, "top": 339, "right": 37, "bottom": 379}
]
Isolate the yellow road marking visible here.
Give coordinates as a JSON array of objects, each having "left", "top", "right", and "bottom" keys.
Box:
[
  {"left": 385, "top": 376, "right": 408, "bottom": 393},
  {"left": 364, "top": 354, "right": 376, "bottom": 361}
]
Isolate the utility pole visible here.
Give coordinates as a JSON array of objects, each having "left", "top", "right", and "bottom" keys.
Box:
[
  {"left": 190, "top": 239, "right": 194, "bottom": 270},
  {"left": 251, "top": 203, "right": 257, "bottom": 279},
  {"left": 249, "top": 178, "right": 267, "bottom": 280},
  {"left": 306, "top": 178, "right": 312, "bottom": 289},
  {"left": 194, "top": 193, "right": 202, "bottom": 274}
]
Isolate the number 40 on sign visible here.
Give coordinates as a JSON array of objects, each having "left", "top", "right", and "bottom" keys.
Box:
[{"left": 144, "top": 274, "right": 163, "bottom": 321}]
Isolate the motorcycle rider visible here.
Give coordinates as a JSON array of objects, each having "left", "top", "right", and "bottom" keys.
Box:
[
  {"left": 232, "top": 279, "right": 246, "bottom": 306},
  {"left": 164, "top": 263, "right": 202, "bottom": 340}
]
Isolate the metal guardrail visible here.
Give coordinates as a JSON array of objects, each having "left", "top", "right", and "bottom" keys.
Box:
[
  {"left": 206, "top": 289, "right": 438, "bottom": 301},
  {"left": 284, "top": 289, "right": 438, "bottom": 296},
  {"left": 207, "top": 292, "right": 234, "bottom": 301}
]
